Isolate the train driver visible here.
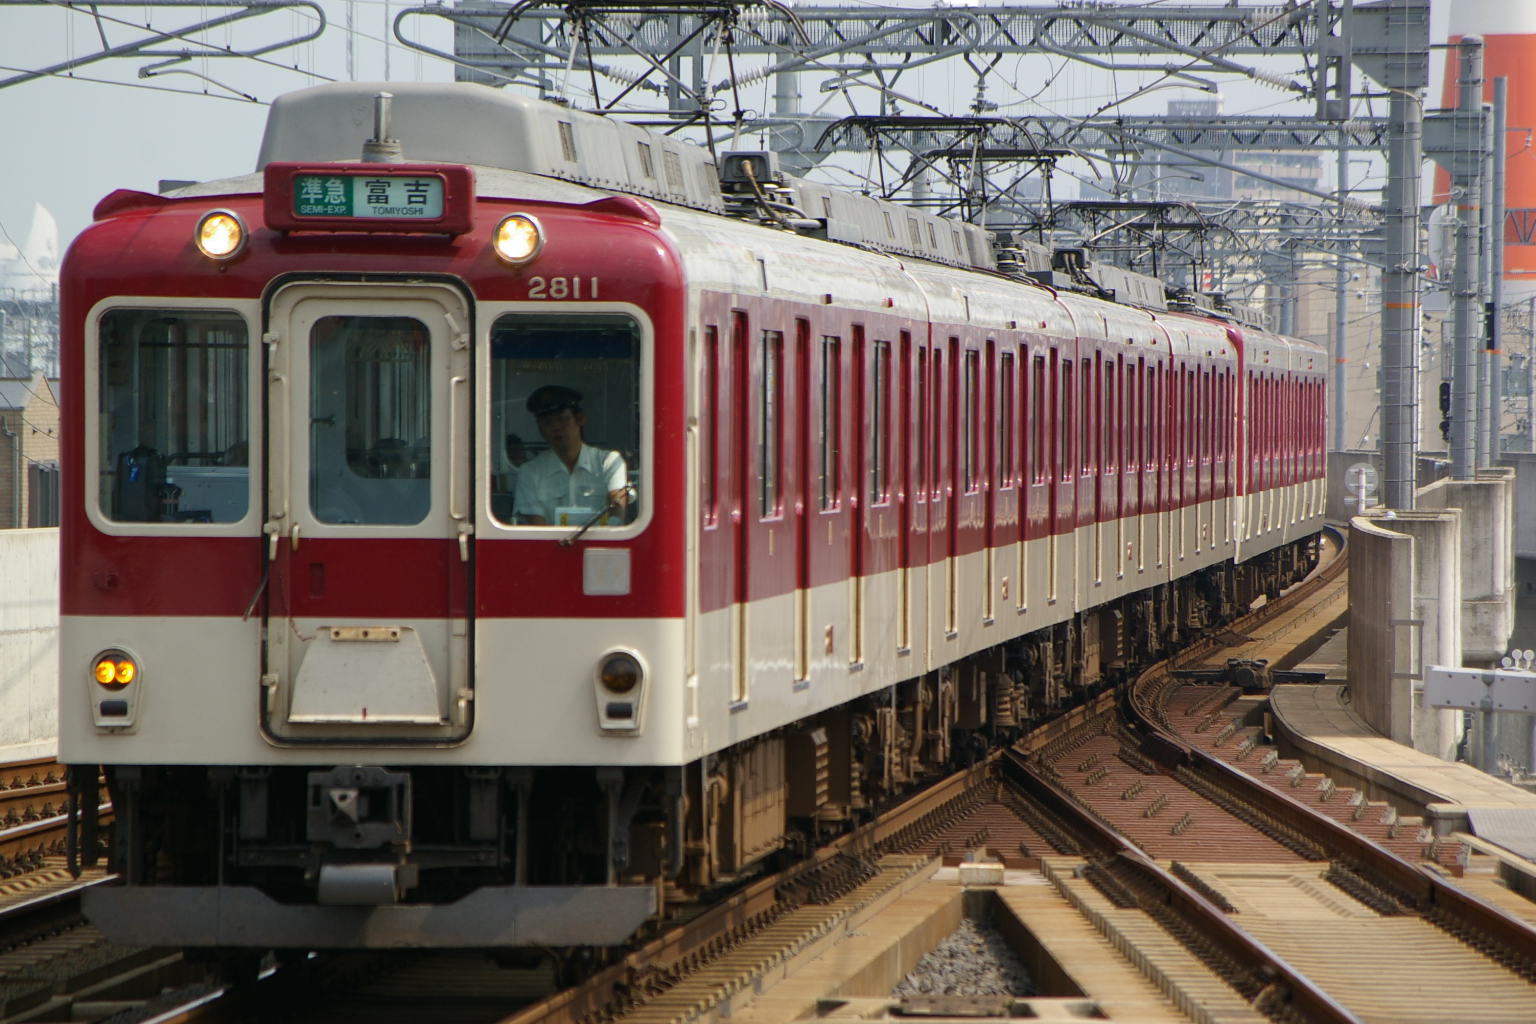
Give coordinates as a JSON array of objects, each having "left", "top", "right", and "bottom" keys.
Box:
[{"left": 512, "top": 385, "right": 629, "bottom": 526}]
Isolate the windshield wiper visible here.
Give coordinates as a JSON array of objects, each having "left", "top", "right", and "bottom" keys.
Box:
[{"left": 559, "top": 491, "right": 627, "bottom": 547}]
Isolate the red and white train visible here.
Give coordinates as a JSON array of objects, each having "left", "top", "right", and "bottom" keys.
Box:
[{"left": 59, "top": 82, "right": 1326, "bottom": 952}]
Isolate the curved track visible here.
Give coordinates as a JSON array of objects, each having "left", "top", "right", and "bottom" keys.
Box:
[{"left": 44, "top": 528, "right": 1536, "bottom": 1023}]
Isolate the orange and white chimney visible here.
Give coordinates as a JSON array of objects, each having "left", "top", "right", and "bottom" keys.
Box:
[{"left": 1436, "top": 1, "right": 1536, "bottom": 299}]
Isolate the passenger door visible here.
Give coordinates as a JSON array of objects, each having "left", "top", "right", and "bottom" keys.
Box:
[{"left": 262, "top": 282, "right": 472, "bottom": 743}]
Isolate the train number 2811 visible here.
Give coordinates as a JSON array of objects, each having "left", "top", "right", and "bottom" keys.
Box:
[{"left": 527, "top": 276, "right": 599, "bottom": 300}]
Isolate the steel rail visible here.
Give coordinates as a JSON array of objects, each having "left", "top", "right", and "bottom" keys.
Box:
[
  {"left": 502, "top": 755, "right": 996, "bottom": 1024},
  {"left": 998, "top": 746, "right": 1364, "bottom": 1024},
  {"left": 1125, "top": 526, "right": 1536, "bottom": 974}
]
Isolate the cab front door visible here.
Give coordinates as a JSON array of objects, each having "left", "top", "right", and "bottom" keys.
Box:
[{"left": 262, "top": 281, "right": 472, "bottom": 743}]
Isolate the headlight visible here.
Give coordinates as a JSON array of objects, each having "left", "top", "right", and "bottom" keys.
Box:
[
  {"left": 91, "top": 649, "right": 138, "bottom": 689},
  {"left": 492, "top": 213, "right": 543, "bottom": 265},
  {"left": 598, "top": 651, "right": 642, "bottom": 694},
  {"left": 195, "top": 209, "right": 247, "bottom": 260}
]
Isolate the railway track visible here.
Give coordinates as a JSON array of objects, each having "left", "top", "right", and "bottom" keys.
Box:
[
  {"left": 0, "top": 760, "right": 74, "bottom": 879},
  {"left": 0, "top": 763, "right": 136, "bottom": 1023},
  {"left": 0, "top": 758, "right": 112, "bottom": 885},
  {"left": 23, "top": 527, "right": 1536, "bottom": 1022}
]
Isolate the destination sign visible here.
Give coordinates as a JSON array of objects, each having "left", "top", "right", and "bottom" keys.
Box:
[
  {"left": 263, "top": 163, "right": 475, "bottom": 235},
  {"left": 293, "top": 174, "right": 444, "bottom": 219}
]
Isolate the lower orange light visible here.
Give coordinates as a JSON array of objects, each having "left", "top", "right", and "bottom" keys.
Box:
[{"left": 92, "top": 651, "right": 137, "bottom": 689}]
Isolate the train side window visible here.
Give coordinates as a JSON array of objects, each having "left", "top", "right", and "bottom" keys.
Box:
[
  {"left": 931, "top": 347, "right": 945, "bottom": 500},
  {"left": 1017, "top": 348, "right": 1029, "bottom": 486},
  {"left": 1132, "top": 358, "right": 1144, "bottom": 471},
  {"left": 999, "top": 350, "right": 1015, "bottom": 488},
  {"left": 1081, "top": 358, "right": 1093, "bottom": 477},
  {"left": 1249, "top": 374, "right": 1259, "bottom": 481},
  {"left": 96, "top": 308, "right": 250, "bottom": 524},
  {"left": 1185, "top": 369, "right": 1196, "bottom": 467},
  {"left": 1093, "top": 354, "right": 1105, "bottom": 477},
  {"left": 1199, "top": 369, "right": 1210, "bottom": 466},
  {"left": 872, "top": 339, "right": 892, "bottom": 504},
  {"left": 489, "top": 312, "right": 641, "bottom": 528},
  {"left": 1226, "top": 371, "right": 1233, "bottom": 465},
  {"left": 1207, "top": 370, "right": 1216, "bottom": 466},
  {"left": 899, "top": 329, "right": 912, "bottom": 502},
  {"left": 963, "top": 349, "right": 980, "bottom": 493},
  {"left": 1032, "top": 355, "right": 1046, "bottom": 483},
  {"left": 1061, "top": 359, "right": 1074, "bottom": 483},
  {"left": 1104, "top": 357, "right": 1117, "bottom": 475},
  {"left": 704, "top": 325, "right": 720, "bottom": 526},
  {"left": 761, "top": 329, "right": 784, "bottom": 518},
  {"left": 820, "top": 336, "right": 841, "bottom": 510},
  {"left": 916, "top": 347, "right": 929, "bottom": 495}
]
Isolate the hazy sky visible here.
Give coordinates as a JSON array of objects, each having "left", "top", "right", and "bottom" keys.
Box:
[
  {"left": 1, "top": 0, "right": 1459, "bottom": 259},
  {"left": 1, "top": 0, "right": 456, "bottom": 254}
]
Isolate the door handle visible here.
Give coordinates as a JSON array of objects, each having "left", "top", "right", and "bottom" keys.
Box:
[
  {"left": 267, "top": 371, "right": 289, "bottom": 522},
  {"left": 291, "top": 523, "right": 302, "bottom": 551},
  {"left": 449, "top": 375, "right": 468, "bottom": 522}
]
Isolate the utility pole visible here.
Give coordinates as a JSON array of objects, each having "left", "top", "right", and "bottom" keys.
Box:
[
  {"left": 1450, "top": 38, "right": 1483, "bottom": 481},
  {"left": 1379, "top": 3, "right": 1429, "bottom": 509},
  {"left": 1335, "top": 131, "right": 1350, "bottom": 452},
  {"left": 1490, "top": 78, "right": 1508, "bottom": 459},
  {"left": 1478, "top": 98, "right": 1494, "bottom": 469}
]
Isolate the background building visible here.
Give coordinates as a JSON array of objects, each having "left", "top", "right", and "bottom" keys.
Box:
[{"left": 0, "top": 372, "right": 60, "bottom": 528}]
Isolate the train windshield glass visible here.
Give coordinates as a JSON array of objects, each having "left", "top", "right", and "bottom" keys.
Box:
[
  {"left": 309, "top": 315, "right": 431, "bottom": 525},
  {"left": 97, "top": 308, "right": 249, "bottom": 523},
  {"left": 490, "top": 313, "right": 641, "bottom": 529}
]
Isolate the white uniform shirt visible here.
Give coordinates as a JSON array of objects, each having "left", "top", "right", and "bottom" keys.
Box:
[{"left": 513, "top": 444, "right": 626, "bottom": 524}]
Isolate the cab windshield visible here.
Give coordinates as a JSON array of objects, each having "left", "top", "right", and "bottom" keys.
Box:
[
  {"left": 97, "top": 308, "right": 249, "bottom": 524},
  {"left": 489, "top": 313, "right": 641, "bottom": 528}
]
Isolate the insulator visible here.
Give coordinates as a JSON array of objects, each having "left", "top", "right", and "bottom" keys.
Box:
[
  {"left": 602, "top": 64, "right": 648, "bottom": 87},
  {"left": 1248, "top": 67, "right": 1297, "bottom": 91}
]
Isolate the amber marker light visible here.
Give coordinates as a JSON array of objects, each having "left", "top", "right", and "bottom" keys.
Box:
[
  {"left": 91, "top": 650, "right": 137, "bottom": 689},
  {"left": 598, "top": 651, "right": 642, "bottom": 694},
  {"left": 195, "top": 209, "right": 247, "bottom": 260},
  {"left": 492, "top": 213, "right": 544, "bottom": 265}
]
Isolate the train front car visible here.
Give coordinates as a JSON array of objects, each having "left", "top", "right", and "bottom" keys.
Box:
[{"left": 58, "top": 83, "right": 687, "bottom": 950}]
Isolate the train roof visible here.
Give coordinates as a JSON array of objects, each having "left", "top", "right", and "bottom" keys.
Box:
[
  {"left": 153, "top": 81, "right": 1296, "bottom": 343},
  {"left": 254, "top": 81, "right": 997, "bottom": 274}
]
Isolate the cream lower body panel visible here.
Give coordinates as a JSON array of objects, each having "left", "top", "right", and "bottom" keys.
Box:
[
  {"left": 705, "top": 499, "right": 1255, "bottom": 756},
  {"left": 1238, "top": 479, "right": 1325, "bottom": 564},
  {"left": 61, "top": 614, "right": 688, "bottom": 766},
  {"left": 66, "top": 497, "right": 1325, "bottom": 768}
]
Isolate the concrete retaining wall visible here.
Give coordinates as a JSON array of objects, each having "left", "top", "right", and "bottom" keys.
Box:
[
  {"left": 1418, "top": 470, "right": 1516, "bottom": 663},
  {"left": 1348, "top": 511, "right": 1463, "bottom": 758},
  {"left": 0, "top": 529, "right": 57, "bottom": 759},
  {"left": 1502, "top": 452, "right": 1536, "bottom": 560},
  {"left": 1348, "top": 516, "right": 1417, "bottom": 744}
]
